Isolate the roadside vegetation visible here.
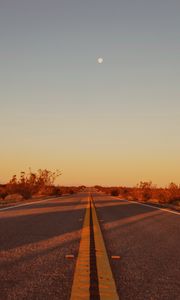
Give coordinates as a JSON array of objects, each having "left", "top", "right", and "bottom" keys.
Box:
[
  {"left": 0, "top": 169, "right": 85, "bottom": 207},
  {"left": 95, "top": 182, "right": 180, "bottom": 211}
]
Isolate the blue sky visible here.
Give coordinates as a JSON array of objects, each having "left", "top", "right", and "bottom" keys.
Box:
[{"left": 0, "top": 0, "right": 180, "bottom": 186}]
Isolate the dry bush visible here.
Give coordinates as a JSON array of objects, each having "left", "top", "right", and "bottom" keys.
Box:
[
  {"left": 5, "top": 169, "right": 61, "bottom": 199},
  {"left": 111, "top": 189, "right": 119, "bottom": 196},
  {"left": 42, "top": 186, "right": 62, "bottom": 197},
  {"left": 60, "top": 186, "right": 83, "bottom": 195},
  {"left": 0, "top": 185, "right": 8, "bottom": 199},
  {"left": 5, "top": 194, "right": 23, "bottom": 202},
  {"left": 95, "top": 181, "right": 180, "bottom": 207}
]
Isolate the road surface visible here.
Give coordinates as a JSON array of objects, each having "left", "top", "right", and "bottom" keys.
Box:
[
  {"left": 93, "top": 193, "right": 180, "bottom": 300},
  {"left": 0, "top": 192, "right": 180, "bottom": 300}
]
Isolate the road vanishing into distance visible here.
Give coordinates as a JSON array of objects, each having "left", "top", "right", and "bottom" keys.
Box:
[{"left": 0, "top": 191, "right": 180, "bottom": 300}]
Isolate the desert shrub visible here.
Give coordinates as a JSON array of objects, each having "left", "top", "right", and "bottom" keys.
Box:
[
  {"left": 5, "top": 194, "right": 23, "bottom": 202},
  {"left": 142, "top": 191, "right": 152, "bottom": 201},
  {"left": 19, "top": 187, "right": 32, "bottom": 199},
  {"left": 157, "top": 192, "right": 167, "bottom": 203},
  {"left": 121, "top": 188, "right": 129, "bottom": 196},
  {"left": 111, "top": 189, "right": 119, "bottom": 196},
  {"left": 94, "top": 185, "right": 101, "bottom": 190},
  {"left": 79, "top": 185, "right": 86, "bottom": 190},
  {"left": 0, "top": 191, "right": 8, "bottom": 199},
  {"left": 69, "top": 189, "right": 75, "bottom": 194},
  {"left": 0, "top": 185, "right": 8, "bottom": 199},
  {"left": 5, "top": 169, "right": 61, "bottom": 199},
  {"left": 60, "top": 186, "right": 82, "bottom": 195},
  {"left": 130, "top": 187, "right": 141, "bottom": 201},
  {"left": 45, "top": 186, "right": 62, "bottom": 196},
  {"left": 137, "top": 181, "right": 153, "bottom": 202},
  {"left": 168, "top": 196, "right": 180, "bottom": 204},
  {"left": 167, "top": 183, "right": 180, "bottom": 204}
]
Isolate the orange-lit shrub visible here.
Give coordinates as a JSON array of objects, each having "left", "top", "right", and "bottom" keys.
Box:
[
  {"left": 5, "top": 169, "right": 61, "bottom": 199},
  {"left": 95, "top": 182, "right": 180, "bottom": 207},
  {"left": 111, "top": 189, "right": 119, "bottom": 196}
]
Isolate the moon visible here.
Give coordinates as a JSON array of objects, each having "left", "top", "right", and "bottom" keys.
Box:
[{"left": 97, "top": 57, "right": 103, "bottom": 64}]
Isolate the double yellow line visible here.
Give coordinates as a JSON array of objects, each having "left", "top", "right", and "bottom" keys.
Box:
[{"left": 70, "top": 195, "right": 119, "bottom": 300}]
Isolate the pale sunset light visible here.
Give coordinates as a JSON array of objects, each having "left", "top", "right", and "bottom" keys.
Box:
[{"left": 0, "top": 0, "right": 180, "bottom": 186}]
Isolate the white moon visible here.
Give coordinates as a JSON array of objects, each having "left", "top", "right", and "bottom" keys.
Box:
[{"left": 97, "top": 57, "right": 103, "bottom": 64}]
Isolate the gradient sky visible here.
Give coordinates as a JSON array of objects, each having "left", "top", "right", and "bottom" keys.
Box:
[{"left": 0, "top": 0, "right": 180, "bottom": 186}]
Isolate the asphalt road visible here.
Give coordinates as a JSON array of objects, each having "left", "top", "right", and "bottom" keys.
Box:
[
  {"left": 0, "top": 193, "right": 87, "bottom": 300},
  {"left": 0, "top": 192, "right": 180, "bottom": 300},
  {"left": 93, "top": 192, "right": 180, "bottom": 300}
]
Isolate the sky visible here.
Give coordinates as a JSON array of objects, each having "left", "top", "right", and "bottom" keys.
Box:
[{"left": 0, "top": 0, "right": 180, "bottom": 186}]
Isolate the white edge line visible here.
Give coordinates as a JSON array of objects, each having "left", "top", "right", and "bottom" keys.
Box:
[
  {"left": 0, "top": 197, "right": 62, "bottom": 212},
  {"left": 109, "top": 195, "right": 180, "bottom": 216},
  {"left": 124, "top": 198, "right": 180, "bottom": 216}
]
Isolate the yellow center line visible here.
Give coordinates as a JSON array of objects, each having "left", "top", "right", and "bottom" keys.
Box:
[
  {"left": 70, "top": 197, "right": 90, "bottom": 300},
  {"left": 91, "top": 195, "right": 119, "bottom": 300},
  {"left": 70, "top": 194, "right": 119, "bottom": 300}
]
